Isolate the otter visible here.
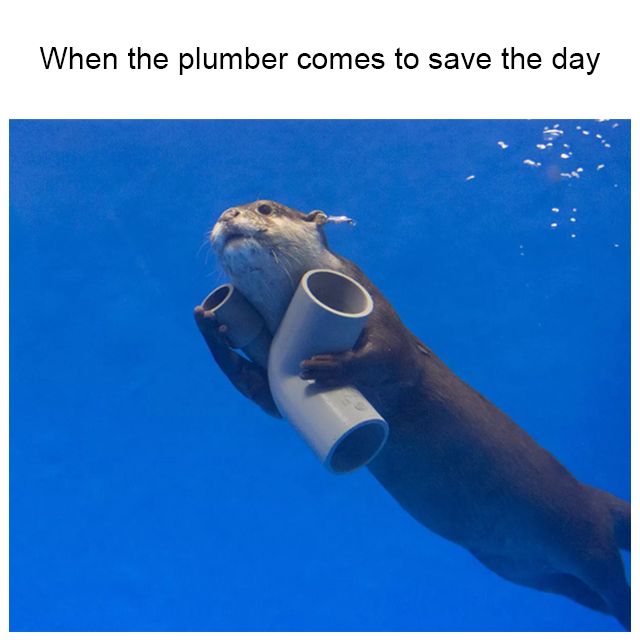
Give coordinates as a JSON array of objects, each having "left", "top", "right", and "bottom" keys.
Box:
[{"left": 194, "top": 200, "right": 631, "bottom": 630}]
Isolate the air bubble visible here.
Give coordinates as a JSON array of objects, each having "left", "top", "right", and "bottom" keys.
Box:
[{"left": 543, "top": 128, "right": 563, "bottom": 141}]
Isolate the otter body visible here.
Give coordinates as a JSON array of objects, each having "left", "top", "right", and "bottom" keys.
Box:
[{"left": 195, "top": 200, "right": 631, "bottom": 629}]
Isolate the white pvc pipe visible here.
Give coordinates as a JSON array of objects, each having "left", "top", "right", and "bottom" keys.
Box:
[
  {"left": 268, "top": 269, "right": 389, "bottom": 473},
  {"left": 201, "top": 284, "right": 271, "bottom": 369}
]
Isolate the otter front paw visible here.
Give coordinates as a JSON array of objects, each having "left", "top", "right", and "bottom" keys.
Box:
[
  {"left": 194, "top": 305, "right": 232, "bottom": 346},
  {"left": 299, "top": 351, "right": 355, "bottom": 387}
]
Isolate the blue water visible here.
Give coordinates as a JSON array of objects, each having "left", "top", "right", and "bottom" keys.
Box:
[{"left": 10, "top": 120, "right": 630, "bottom": 631}]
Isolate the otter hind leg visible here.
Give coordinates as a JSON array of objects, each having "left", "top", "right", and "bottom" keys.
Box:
[
  {"left": 573, "top": 547, "right": 631, "bottom": 631},
  {"left": 532, "top": 573, "right": 609, "bottom": 614},
  {"left": 471, "top": 552, "right": 612, "bottom": 621}
]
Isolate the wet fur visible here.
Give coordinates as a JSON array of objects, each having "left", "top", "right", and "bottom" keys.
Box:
[{"left": 197, "top": 200, "right": 631, "bottom": 629}]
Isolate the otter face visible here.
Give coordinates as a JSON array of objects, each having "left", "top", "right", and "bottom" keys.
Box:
[
  {"left": 210, "top": 200, "right": 340, "bottom": 331},
  {"left": 211, "top": 200, "right": 330, "bottom": 278}
]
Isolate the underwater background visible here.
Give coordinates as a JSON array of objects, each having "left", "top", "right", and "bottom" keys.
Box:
[{"left": 9, "top": 119, "right": 630, "bottom": 631}]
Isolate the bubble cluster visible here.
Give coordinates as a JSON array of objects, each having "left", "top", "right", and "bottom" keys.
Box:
[
  {"left": 487, "top": 121, "right": 624, "bottom": 246},
  {"left": 469, "top": 121, "right": 624, "bottom": 249},
  {"left": 498, "top": 120, "right": 621, "bottom": 180}
]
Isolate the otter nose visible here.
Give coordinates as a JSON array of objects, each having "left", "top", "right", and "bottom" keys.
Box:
[{"left": 220, "top": 208, "right": 241, "bottom": 222}]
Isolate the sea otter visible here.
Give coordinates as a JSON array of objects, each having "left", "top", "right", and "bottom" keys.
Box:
[{"left": 194, "top": 200, "right": 631, "bottom": 629}]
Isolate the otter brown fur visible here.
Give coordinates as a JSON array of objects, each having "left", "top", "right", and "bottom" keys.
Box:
[{"left": 194, "top": 199, "right": 631, "bottom": 629}]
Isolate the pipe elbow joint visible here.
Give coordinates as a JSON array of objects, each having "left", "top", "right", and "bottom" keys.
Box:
[
  {"left": 201, "top": 269, "right": 388, "bottom": 473},
  {"left": 267, "top": 270, "right": 388, "bottom": 473}
]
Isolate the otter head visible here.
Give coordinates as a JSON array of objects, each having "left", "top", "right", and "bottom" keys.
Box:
[{"left": 210, "top": 199, "right": 343, "bottom": 331}]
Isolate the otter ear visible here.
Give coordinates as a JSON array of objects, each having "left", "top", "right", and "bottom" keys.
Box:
[
  {"left": 307, "top": 210, "right": 328, "bottom": 226},
  {"left": 307, "top": 210, "right": 356, "bottom": 226}
]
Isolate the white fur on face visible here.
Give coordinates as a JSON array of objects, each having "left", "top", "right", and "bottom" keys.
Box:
[{"left": 211, "top": 208, "right": 342, "bottom": 333}]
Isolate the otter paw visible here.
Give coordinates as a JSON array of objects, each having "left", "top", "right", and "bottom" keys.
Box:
[
  {"left": 194, "top": 306, "right": 231, "bottom": 345},
  {"left": 299, "top": 352, "right": 354, "bottom": 386}
]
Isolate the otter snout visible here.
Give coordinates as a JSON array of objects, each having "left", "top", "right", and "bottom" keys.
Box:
[
  {"left": 219, "top": 207, "right": 240, "bottom": 222},
  {"left": 210, "top": 204, "right": 269, "bottom": 256},
  {"left": 210, "top": 207, "right": 242, "bottom": 245}
]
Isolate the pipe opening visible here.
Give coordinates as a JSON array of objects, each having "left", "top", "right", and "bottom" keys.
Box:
[
  {"left": 202, "top": 284, "right": 232, "bottom": 312},
  {"left": 304, "top": 270, "right": 372, "bottom": 316},
  {"left": 328, "top": 421, "right": 387, "bottom": 473}
]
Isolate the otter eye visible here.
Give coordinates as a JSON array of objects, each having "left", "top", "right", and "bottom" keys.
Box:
[{"left": 257, "top": 204, "right": 272, "bottom": 215}]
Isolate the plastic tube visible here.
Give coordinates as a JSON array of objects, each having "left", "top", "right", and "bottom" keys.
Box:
[
  {"left": 268, "top": 269, "right": 388, "bottom": 473},
  {"left": 201, "top": 284, "right": 271, "bottom": 369}
]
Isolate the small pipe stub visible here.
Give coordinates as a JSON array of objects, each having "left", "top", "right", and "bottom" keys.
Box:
[{"left": 201, "top": 284, "right": 271, "bottom": 368}]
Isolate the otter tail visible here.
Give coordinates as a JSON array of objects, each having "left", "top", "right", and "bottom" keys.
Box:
[
  {"left": 591, "top": 487, "right": 631, "bottom": 551},
  {"left": 608, "top": 494, "right": 631, "bottom": 551},
  {"left": 589, "top": 486, "right": 630, "bottom": 551}
]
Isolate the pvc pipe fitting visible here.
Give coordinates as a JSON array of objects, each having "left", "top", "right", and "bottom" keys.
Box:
[
  {"left": 201, "top": 284, "right": 271, "bottom": 369},
  {"left": 201, "top": 270, "right": 389, "bottom": 473},
  {"left": 268, "top": 269, "right": 388, "bottom": 473}
]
